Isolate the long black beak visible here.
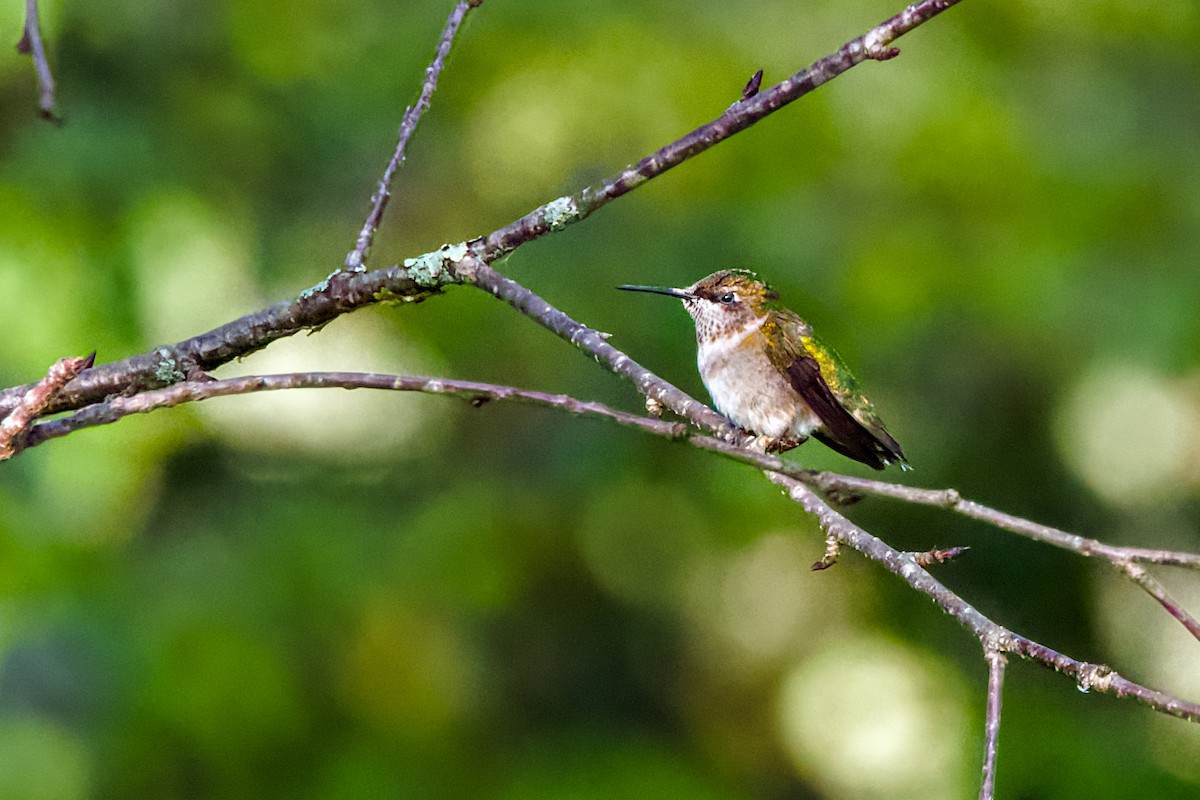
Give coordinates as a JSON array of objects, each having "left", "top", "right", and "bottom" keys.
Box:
[{"left": 617, "top": 284, "right": 694, "bottom": 299}]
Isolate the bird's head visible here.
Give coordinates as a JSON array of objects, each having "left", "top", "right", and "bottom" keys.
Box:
[{"left": 619, "top": 269, "right": 777, "bottom": 339}]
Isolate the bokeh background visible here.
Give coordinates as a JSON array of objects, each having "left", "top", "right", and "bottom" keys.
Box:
[{"left": 2, "top": 0, "right": 1200, "bottom": 797}]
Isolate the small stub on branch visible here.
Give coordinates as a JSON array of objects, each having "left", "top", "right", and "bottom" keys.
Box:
[
  {"left": 862, "top": 28, "right": 902, "bottom": 61},
  {"left": 866, "top": 45, "right": 901, "bottom": 61},
  {"left": 913, "top": 545, "right": 970, "bottom": 566},
  {"left": 186, "top": 364, "right": 217, "bottom": 383},
  {"left": 1075, "top": 662, "right": 1115, "bottom": 694},
  {"left": 742, "top": 69, "right": 764, "bottom": 100},
  {"left": 811, "top": 534, "right": 841, "bottom": 571},
  {"left": 0, "top": 351, "right": 95, "bottom": 460}
]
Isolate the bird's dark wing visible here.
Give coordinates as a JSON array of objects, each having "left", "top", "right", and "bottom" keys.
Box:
[
  {"left": 764, "top": 310, "right": 906, "bottom": 471},
  {"left": 783, "top": 355, "right": 905, "bottom": 470}
]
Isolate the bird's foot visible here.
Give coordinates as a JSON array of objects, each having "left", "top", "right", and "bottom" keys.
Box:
[
  {"left": 763, "top": 435, "right": 804, "bottom": 454},
  {"left": 741, "top": 434, "right": 805, "bottom": 453}
]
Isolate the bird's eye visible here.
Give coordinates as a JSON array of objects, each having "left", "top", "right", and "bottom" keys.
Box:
[{"left": 718, "top": 292, "right": 736, "bottom": 304}]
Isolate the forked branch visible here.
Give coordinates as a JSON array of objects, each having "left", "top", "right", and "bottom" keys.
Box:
[
  {"left": 0, "top": 0, "right": 966, "bottom": 421},
  {"left": 0, "top": 352, "right": 93, "bottom": 459},
  {"left": 343, "top": 0, "right": 483, "bottom": 271}
]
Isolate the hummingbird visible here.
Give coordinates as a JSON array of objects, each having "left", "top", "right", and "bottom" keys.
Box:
[{"left": 618, "top": 269, "right": 907, "bottom": 470}]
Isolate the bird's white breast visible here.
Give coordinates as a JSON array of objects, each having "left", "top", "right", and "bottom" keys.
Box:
[{"left": 695, "top": 317, "right": 820, "bottom": 439}]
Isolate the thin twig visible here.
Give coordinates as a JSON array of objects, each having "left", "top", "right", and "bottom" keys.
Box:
[
  {"left": 803, "top": 471, "right": 1200, "bottom": 641},
  {"left": 17, "top": 0, "right": 58, "bottom": 120},
  {"left": 0, "top": 352, "right": 93, "bottom": 459},
  {"left": 0, "top": 265, "right": 444, "bottom": 420},
  {"left": 767, "top": 472, "right": 1200, "bottom": 723},
  {"left": 12, "top": 372, "right": 779, "bottom": 473},
  {"left": 460, "top": 257, "right": 741, "bottom": 441},
  {"left": 343, "top": 0, "right": 481, "bottom": 271},
  {"left": 467, "top": 0, "right": 965, "bottom": 262},
  {"left": 980, "top": 649, "right": 1006, "bottom": 800},
  {"left": 805, "top": 472, "right": 1200, "bottom": 569},
  {"left": 23, "top": 371, "right": 690, "bottom": 450},
  {"left": 1121, "top": 562, "right": 1200, "bottom": 643}
]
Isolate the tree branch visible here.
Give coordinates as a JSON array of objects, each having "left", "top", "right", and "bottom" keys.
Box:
[
  {"left": 1120, "top": 562, "right": 1200, "bottom": 643},
  {"left": 462, "top": 253, "right": 1200, "bottom": 642},
  {"left": 21, "top": 251, "right": 1200, "bottom": 652},
  {"left": 459, "top": 257, "right": 741, "bottom": 440},
  {"left": 20, "top": 371, "right": 691, "bottom": 451},
  {"left": 768, "top": 472, "right": 1200, "bottom": 723},
  {"left": 457, "top": 242, "right": 1200, "bottom": 724},
  {"left": 803, "top": 471, "right": 1200, "bottom": 643},
  {"left": 0, "top": 265, "right": 443, "bottom": 420},
  {"left": 0, "top": 0, "right": 965, "bottom": 421},
  {"left": 0, "top": 352, "right": 93, "bottom": 459},
  {"left": 979, "top": 649, "right": 1006, "bottom": 800},
  {"left": 467, "top": 0, "right": 966, "bottom": 262},
  {"left": 804, "top": 472, "right": 1200, "bottom": 569},
  {"left": 343, "top": 0, "right": 481, "bottom": 271},
  {"left": 16, "top": 0, "right": 58, "bottom": 121}
]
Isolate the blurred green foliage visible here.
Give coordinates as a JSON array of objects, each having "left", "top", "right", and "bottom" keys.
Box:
[{"left": 2, "top": 0, "right": 1200, "bottom": 797}]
